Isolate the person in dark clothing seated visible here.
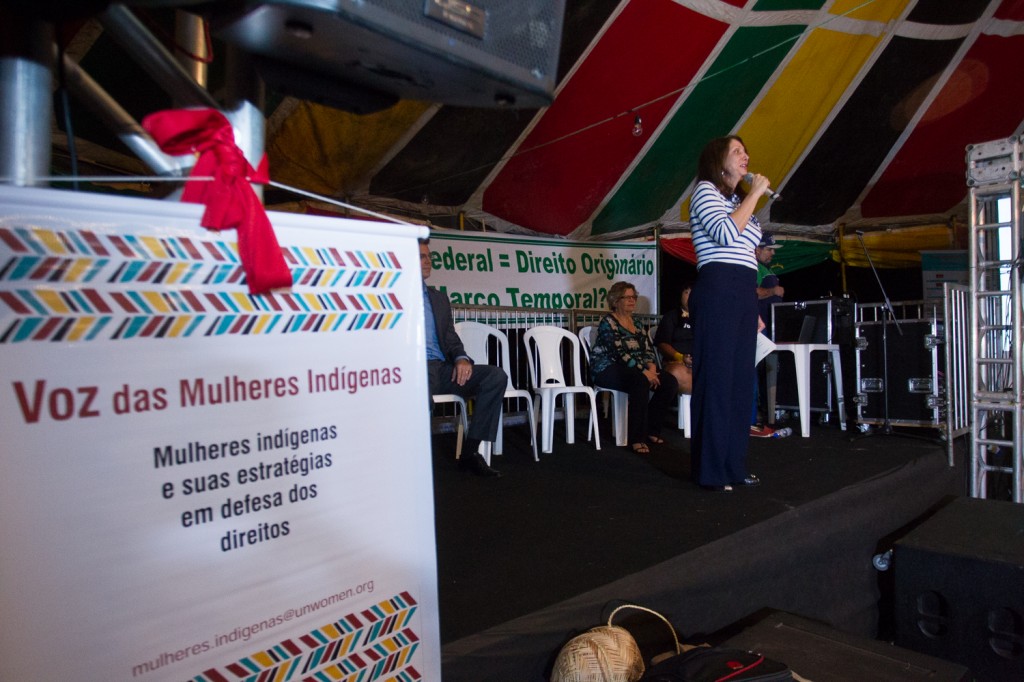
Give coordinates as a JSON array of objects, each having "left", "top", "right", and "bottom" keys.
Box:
[
  {"left": 589, "top": 281, "right": 678, "bottom": 455},
  {"left": 654, "top": 283, "right": 694, "bottom": 396}
]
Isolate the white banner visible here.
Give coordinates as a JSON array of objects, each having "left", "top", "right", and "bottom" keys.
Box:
[
  {"left": 426, "top": 230, "right": 660, "bottom": 314},
  {"left": 0, "top": 187, "right": 440, "bottom": 681}
]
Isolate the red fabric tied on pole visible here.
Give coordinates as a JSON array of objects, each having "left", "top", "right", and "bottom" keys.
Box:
[{"left": 142, "top": 108, "right": 292, "bottom": 294}]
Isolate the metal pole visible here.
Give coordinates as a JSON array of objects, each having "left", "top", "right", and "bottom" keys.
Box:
[
  {"left": 174, "top": 10, "right": 209, "bottom": 87},
  {"left": 838, "top": 224, "right": 849, "bottom": 294},
  {"left": 222, "top": 46, "right": 265, "bottom": 200},
  {"left": 1013, "top": 179, "right": 1023, "bottom": 502},
  {"left": 0, "top": 16, "right": 53, "bottom": 186}
]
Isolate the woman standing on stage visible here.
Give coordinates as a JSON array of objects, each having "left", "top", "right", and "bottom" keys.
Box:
[{"left": 688, "top": 135, "right": 770, "bottom": 492}]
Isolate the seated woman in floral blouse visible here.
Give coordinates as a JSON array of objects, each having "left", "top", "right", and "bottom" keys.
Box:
[{"left": 589, "top": 281, "right": 678, "bottom": 454}]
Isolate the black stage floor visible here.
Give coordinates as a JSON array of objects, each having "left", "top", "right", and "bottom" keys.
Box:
[{"left": 430, "top": 415, "right": 967, "bottom": 681}]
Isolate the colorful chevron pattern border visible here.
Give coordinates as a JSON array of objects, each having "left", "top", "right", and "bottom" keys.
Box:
[
  {"left": 0, "top": 226, "right": 407, "bottom": 343},
  {"left": 192, "top": 592, "right": 422, "bottom": 682}
]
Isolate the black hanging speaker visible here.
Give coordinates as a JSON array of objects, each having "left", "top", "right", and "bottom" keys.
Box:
[
  {"left": 202, "top": 0, "right": 566, "bottom": 113},
  {"left": 894, "top": 497, "right": 1024, "bottom": 681}
]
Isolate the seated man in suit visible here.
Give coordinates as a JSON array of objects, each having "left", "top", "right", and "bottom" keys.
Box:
[{"left": 420, "top": 239, "right": 507, "bottom": 477}]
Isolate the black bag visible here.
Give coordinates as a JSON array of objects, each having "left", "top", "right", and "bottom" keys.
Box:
[{"left": 639, "top": 645, "right": 792, "bottom": 681}]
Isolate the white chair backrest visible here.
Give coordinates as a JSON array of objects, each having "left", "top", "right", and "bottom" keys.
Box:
[
  {"left": 577, "top": 325, "right": 596, "bottom": 361},
  {"left": 648, "top": 327, "right": 664, "bottom": 369},
  {"left": 523, "top": 325, "right": 583, "bottom": 389},
  {"left": 455, "top": 321, "right": 515, "bottom": 391},
  {"left": 455, "top": 320, "right": 495, "bottom": 365}
]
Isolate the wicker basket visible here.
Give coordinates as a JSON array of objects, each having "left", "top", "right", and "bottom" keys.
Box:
[{"left": 550, "top": 605, "right": 681, "bottom": 682}]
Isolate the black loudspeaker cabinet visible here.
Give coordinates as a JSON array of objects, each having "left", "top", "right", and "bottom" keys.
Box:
[
  {"left": 723, "top": 610, "right": 969, "bottom": 681},
  {"left": 894, "top": 497, "right": 1024, "bottom": 682},
  {"left": 855, "top": 318, "right": 944, "bottom": 426},
  {"left": 204, "top": 0, "right": 566, "bottom": 112}
]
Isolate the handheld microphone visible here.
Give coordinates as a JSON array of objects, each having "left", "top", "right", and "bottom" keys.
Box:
[{"left": 743, "top": 173, "right": 781, "bottom": 200}]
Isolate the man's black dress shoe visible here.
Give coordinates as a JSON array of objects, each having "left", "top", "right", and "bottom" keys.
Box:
[
  {"left": 458, "top": 452, "right": 502, "bottom": 478},
  {"left": 737, "top": 474, "right": 761, "bottom": 486},
  {"left": 702, "top": 484, "right": 734, "bottom": 493}
]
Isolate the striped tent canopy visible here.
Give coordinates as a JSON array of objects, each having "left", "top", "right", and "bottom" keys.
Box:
[
  {"left": 50, "top": 0, "right": 1024, "bottom": 271},
  {"left": 260, "top": 0, "right": 1024, "bottom": 248}
]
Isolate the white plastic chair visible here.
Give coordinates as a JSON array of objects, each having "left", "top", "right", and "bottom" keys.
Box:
[
  {"left": 431, "top": 393, "right": 469, "bottom": 459},
  {"left": 578, "top": 325, "right": 628, "bottom": 447},
  {"left": 522, "top": 326, "right": 601, "bottom": 454},
  {"left": 455, "top": 321, "right": 539, "bottom": 462},
  {"left": 678, "top": 393, "right": 692, "bottom": 438}
]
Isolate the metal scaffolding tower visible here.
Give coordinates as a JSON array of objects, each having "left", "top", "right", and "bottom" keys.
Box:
[{"left": 966, "top": 137, "right": 1024, "bottom": 502}]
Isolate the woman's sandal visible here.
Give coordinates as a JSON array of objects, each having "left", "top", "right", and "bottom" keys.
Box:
[
  {"left": 631, "top": 442, "right": 650, "bottom": 455},
  {"left": 648, "top": 435, "right": 665, "bottom": 445}
]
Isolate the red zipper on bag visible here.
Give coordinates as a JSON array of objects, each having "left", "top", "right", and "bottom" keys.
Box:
[{"left": 715, "top": 653, "right": 764, "bottom": 681}]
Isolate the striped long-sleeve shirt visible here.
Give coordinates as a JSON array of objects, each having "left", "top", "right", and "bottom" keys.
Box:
[{"left": 690, "top": 180, "right": 761, "bottom": 270}]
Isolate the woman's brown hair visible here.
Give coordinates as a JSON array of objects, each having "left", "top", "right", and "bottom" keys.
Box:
[{"left": 696, "top": 135, "right": 748, "bottom": 198}]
